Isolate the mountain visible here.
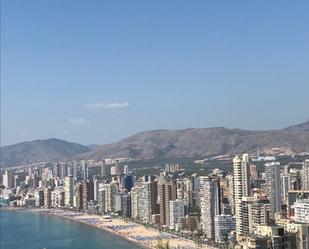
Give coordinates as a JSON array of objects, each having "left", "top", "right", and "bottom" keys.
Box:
[
  {"left": 2, "top": 122, "right": 309, "bottom": 167},
  {"left": 77, "top": 121, "right": 309, "bottom": 161},
  {"left": 0, "top": 138, "right": 90, "bottom": 168},
  {"left": 284, "top": 120, "right": 309, "bottom": 132}
]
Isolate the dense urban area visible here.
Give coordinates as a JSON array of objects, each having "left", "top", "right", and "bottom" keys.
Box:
[{"left": 1, "top": 152, "right": 309, "bottom": 249}]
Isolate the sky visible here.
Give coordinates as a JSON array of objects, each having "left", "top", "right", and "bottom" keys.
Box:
[{"left": 1, "top": 0, "right": 309, "bottom": 146}]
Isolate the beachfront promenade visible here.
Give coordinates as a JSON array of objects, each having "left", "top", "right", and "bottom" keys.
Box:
[{"left": 28, "top": 209, "right": 215, "bottom": 249}]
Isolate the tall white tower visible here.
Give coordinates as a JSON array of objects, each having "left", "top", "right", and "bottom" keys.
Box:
[
  {"left": 233, "top": 154, "right": 250, "bottom": 240},
  {"left": 200, "top": 176, "right": 221, "bottom": 240}
]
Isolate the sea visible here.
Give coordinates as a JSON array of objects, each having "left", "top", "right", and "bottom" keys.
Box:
[{"left": 0, "top": 209, "right": 140, "bottom": 249}]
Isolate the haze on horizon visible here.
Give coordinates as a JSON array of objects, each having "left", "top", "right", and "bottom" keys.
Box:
[{"left": 1, "top": 0, "right": 309, "bottom": 146}]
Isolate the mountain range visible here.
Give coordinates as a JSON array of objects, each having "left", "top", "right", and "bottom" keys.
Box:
[
  {"left": 1, "top": 121, "right": 309, "bottom": 168},
  {"left": 0, "top": 139, "right": 90, "bottom": 168}
]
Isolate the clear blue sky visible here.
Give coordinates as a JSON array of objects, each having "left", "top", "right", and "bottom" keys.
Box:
[{"left": 1, "top": 0, "right": 309, "bottom": 146}]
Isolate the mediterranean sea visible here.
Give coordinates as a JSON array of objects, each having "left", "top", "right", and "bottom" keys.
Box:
[{"left": 0, "top": 209, "right": 139, "bottom": 249}]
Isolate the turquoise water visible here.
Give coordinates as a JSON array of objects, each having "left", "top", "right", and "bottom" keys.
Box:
[{"left": 0, "top": 209, "right": 139, "bottom": 249}]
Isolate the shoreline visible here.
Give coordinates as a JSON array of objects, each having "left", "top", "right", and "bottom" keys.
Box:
[
  {"left": 1, "top": 207, "right": 212, "bottom": 249},
  {"left": 1, "top": 207, "right": 147, "bottom": 249}
]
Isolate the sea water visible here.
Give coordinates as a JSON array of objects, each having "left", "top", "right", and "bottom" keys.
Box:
[{"left": 0, "top": 209, "right": 139, "bottom": 249}]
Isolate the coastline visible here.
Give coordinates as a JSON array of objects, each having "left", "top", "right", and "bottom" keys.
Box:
[{"left": 1, "top": 207, "right": 212, "bottom": 249}]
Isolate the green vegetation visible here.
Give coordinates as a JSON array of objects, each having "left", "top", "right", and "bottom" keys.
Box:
[{"left": 155, "top": 240, "right": 170, "bottom": 249}]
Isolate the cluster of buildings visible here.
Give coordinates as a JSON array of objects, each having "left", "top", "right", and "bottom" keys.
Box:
[{"left": 1, "top": 157, "right": 309, "bottom": 248}]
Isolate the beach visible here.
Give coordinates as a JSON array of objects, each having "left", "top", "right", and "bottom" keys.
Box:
[{"left": 23, "top": 208, "right": 214, "bottom": 249}]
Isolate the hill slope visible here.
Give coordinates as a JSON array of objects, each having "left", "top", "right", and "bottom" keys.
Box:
[
  {"left": 77, "top": 121, "right": 309, "bottom": 161},
  {"left": 2, "top": 122, "right": 309, "bottom": 167},
  {"left": 0, "top": 138, "right": 90, "bottom": 168}
]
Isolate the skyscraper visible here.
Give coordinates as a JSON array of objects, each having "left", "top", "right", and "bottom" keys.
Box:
[
  {"left": 139, "top": 182, "right": 152, "bottom": 222},
  {"left": 93, "top": 179, "right": 100, "bottom": 201},
  {"left": 233, "top": 154, "right": 250, "bottom": 240},
  {"left": 200, "top": 176, "right": 221, "bottom": 240},
  {"left": 281, "top": 173, "right": 291, "bottom": 203},
  {"left": 82, "top": 180, "right": 94, "bottom": 209},
  {"left": 72, "top": 161, "right": 78, "bottom": 181},
  {"left": 302, "top": 159, "right": 309, "bottom": 190},
  {"left": 81, "top": 160, "right": 88, "bottom": 180},
  {"left": 3, "top": 170, "right": 14, "bottom": 189},
  {"left": 65, "top": 176, "right": 74, "bottom": 207},
  {"left": 265, "top": 162, "right": 282, "bottom": 219},
  {"left": 158, "top": 180, "right": 177, "bottom": 226},
  {"left": 44, "top": 188, "right": 51, "bottom": 208},
  {"left": 75, "top": 183, "right": 83, "bottom": 210},
  {"left": 130, "top": 181, "right": 152, "bottom": 222},
  {"left": 169, "top": 199, "right": 186, "bottom": 230},
  {"left": 101, "top": 162, "right": 109, "bottom": 177},
  {"left": 114, "top": 160, "right": 120, "bottom": 176}
]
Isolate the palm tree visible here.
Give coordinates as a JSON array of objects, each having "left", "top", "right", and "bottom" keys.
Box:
[{"left": 156, "top": 240, "right": 170, "bottom": 249}]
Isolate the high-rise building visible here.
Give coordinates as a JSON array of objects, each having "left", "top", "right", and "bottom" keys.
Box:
[
  {"left": 3, "top": 170, "right": 14, "bottom": 189},
  {"left": 169, "top": 199, "right": 186, "bottom": 230},
  {"left": 131, "top": 186, "right": 139, "bottom": 219},
  {"left": 233, "top": 154, "right": 250, "bottom": 240},
  {"left": 165, "top": 164, "right": 180, "bottom": 173},
  {"left": 51, "top": 187, "right": 65, "bottom": 207},
  {"left": 82, "top": 180, "right": 94, "bottom": 209},
  {"left": 248, "top": 197, "right": 269, "bottom": 233},
  {"left": 287, "top": 223, "right": 309, "bottom": 249},
  {"left": 237, "top": 196, "right": 270, "bottom": 236},
  {"left": 253, "top": 226, "right": 287, "bottom": 249},
  {"left": 265, "top": 162, "right": 282, "bottom": 219},
  {"left": 302, "top": 160, "right": 309, "bottom": 190},
  {"left": 113, "top": 160, "right": 121, "bottom": 176},
  {"left": 52, "top": 164, "right": 60, "bottom": 178},
  {"left": 158, "top": 180, "right": 177, "bottom": 226},
  {"left": 100, "top": 181, "right": 119, "bottom": 213},
  {"left": 93, "top": 179, "right": 99, "bottom": 201},
  {"left": 214, "top": 214, "right": 235, "bottom": 243},
  {"left": 65, "top": 176, "right": 74, "bottom": 207},
  {"left": 294, "top": 198, "right": 309, "bottom": 224},
  {"left": 101, "top": 163, "right": 109, "bottom": 177},
  {"left": 281, "top": 173, "right": 291, "bottom": 203},
  {"left": 44, "top": 188, "right": 51, "bottom": 208},
  {"left": 35, "top": 189, "right": 44, "bottom": 207},
  {"left": 97, "top": 188, "right": 106, "bottom": 213},
  {"left": 287, "top": 190, "right": 309, "bottom": 217},
  {"left": 150, "top": 180, "right": 159, "bottom": 215},
  {"left": 72, "top": 161, "right": 78, "bottom": 181},
  {"left": 130, "top": 182, "right": 152, "bottom": 222},
  {"left": 123, "top": 165, "right": 129, "bottom": 175},
  {"left": 113, "top": 192, "right": 131, "bottom": 217},
  {"left": 139, "top": 182, "right": 152, "bottom": 222},
  {"left": 59, "top": 162, "right": 68, "bottom": 180},
  {"left": 75, "top": 183, "right": 83, "bottom": 210},
  {"left": 124, "top": 174, "right": 134, "bottom": 191},
  {"left": 81, "top": 160, "right": 88, "bottom": 180},
  {"left": 200, "top": 176, "right": 221, "bottom": 240}
]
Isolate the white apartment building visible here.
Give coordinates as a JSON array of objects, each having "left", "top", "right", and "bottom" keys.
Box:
[
  {"left": 169, "top": 199, "right": 186, "bottom": 230},
  {"left": 233, "top": 154, "right": 250, "bottom": 240},
  {"left": 294, "top": 198, "right": 309, "bottom": 224}
]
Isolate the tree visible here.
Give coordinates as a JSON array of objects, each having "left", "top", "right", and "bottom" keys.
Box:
[{"left": 156, "top": 240, "right": 170, "bottom": 249}]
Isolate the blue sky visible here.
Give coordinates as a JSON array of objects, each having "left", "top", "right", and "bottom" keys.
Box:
[{"left": 1, "top": 0, "right": 309, "bottom": 146}]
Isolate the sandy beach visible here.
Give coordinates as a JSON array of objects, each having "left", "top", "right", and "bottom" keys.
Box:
[{"left": 25, "top": 208, "right": 214, "bottom": 249}]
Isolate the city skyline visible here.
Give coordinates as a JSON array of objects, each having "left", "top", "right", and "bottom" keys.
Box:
[
  {"left": 1, "top": 0, "right": 309, "bottom": 146},
  {"left": 2, "top": 153, "right": 309, "bottom": 248}
]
